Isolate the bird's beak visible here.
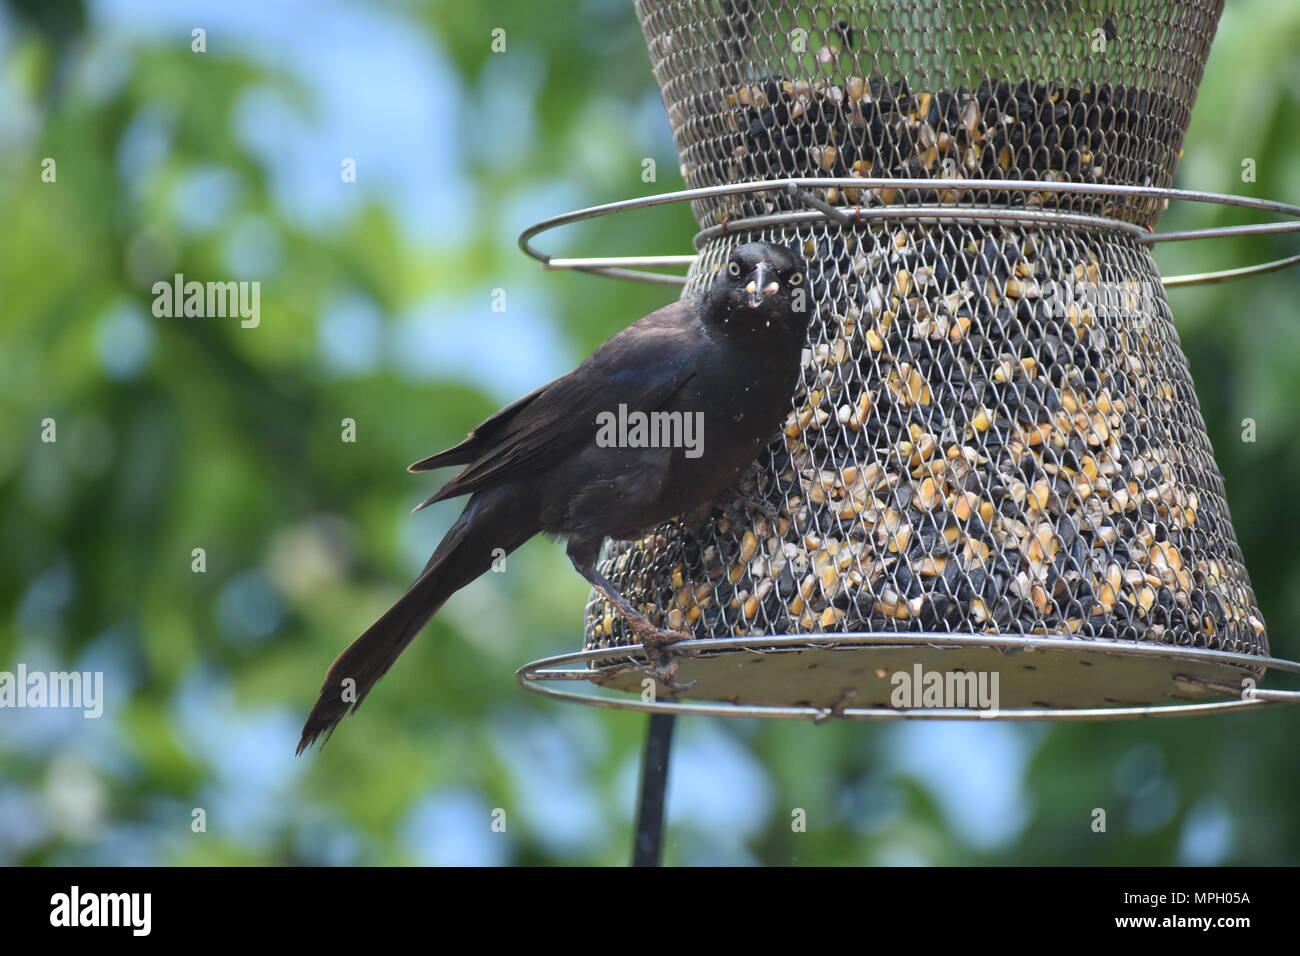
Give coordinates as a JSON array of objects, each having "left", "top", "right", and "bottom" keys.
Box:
[{"left": 745, "top": 264, "right": 775, "bottom": 308}]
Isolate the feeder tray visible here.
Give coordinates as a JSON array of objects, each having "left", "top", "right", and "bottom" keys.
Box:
[
  {"left": 517, "top": 0, "right": 1300, "bottom": 720},
  {"left": 520, "top": 633, "right": 1300, "bottom": 720}
]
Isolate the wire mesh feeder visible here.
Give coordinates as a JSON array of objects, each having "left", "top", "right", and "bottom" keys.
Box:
[
  {"left": 517, "top": 0, "right": 1300, "bottom": 720},
  {"left": 644, "top": 0, "right": 1217, "bottom": 230}
]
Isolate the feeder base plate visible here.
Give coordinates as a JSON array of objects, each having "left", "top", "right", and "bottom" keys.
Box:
[{"left": 597, "top": 639, "right": 1260, "bottom": 711}]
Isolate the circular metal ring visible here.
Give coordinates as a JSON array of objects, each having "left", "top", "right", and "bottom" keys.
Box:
[
  {"left": 517, "top": 632, "right": 1300, "bottom": 722},
  {"left": 518, "top": 177, "right": 1300, "bottom": 287}
]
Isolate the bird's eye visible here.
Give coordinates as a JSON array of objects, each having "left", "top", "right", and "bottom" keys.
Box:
[
  {"left": 728, "top": 261, "right": 741, "bottom": 277},
  {"left": 789, "top": 272, "right": 803, "bottom": 285}
]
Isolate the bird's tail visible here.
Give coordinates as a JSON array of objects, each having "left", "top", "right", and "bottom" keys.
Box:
[{"left": 297, "top": 487, "right": 537, "bottom": 753}]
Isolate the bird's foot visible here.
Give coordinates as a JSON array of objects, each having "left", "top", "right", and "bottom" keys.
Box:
[
  {"left": 572, "top": 561, "right": 699, "bottom": 691},
  {"left": 626, "top": 616, "right": 698, "bottom": 692},
  {"left": 741, "top": 496, "right": 782, "bottom": 526},
  {"left": 732, "top": 471, "right": 783, "bottom": 527}
]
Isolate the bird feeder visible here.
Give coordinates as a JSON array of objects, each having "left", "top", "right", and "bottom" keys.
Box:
[{"left": 517, "top": 2, "right": 1300, "bottom": 857}]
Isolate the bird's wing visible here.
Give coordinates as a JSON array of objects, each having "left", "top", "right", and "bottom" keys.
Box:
[
  {"left": 407, "top": 382, "right": 550, "bottom": 473},
  {"left": 412, "top": 301, "right": 703, "bottom": 509}
]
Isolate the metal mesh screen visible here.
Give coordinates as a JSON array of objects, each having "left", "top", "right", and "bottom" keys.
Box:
[
  {"left": 640, "top": 0, "right": 1222, "bottom": 228},
  {"left": 583, "top": 0, "right": 1266, "bottom": 662}
]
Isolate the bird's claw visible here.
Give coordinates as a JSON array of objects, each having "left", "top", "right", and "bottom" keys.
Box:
[
  {"left": 732, "top": 484, "right": 782, "bottom": 526},
  {"left": 648, "top": 665, "right": 696, "bottom": 694},
  {"left": 629, "top": 620, "right": 698, "bottom": 692},
  {"left": 744, "top": 497, "right": 782, "bottom": 524}
]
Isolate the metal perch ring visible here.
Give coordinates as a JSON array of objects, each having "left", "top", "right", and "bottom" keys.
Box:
[{"left": 518, "top": 177, "right": 1300, "bottom": 288}]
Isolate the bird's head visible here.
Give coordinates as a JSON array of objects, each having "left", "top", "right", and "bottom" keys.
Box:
[{"left": 702, "top": 242, "right": 811, "bottom": 341}]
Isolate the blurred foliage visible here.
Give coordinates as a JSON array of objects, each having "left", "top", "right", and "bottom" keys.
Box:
[{"left": 0, "top": 0, "right": 1297, "bottom": 866}]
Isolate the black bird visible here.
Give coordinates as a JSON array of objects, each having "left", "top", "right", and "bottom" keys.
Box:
[{"left": 297, "top": 242, "right": 810, "bottom": 752}]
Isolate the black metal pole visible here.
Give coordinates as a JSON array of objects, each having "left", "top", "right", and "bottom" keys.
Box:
[{"left": 631, "top": 713, "right": 676, "bottom": 866}]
